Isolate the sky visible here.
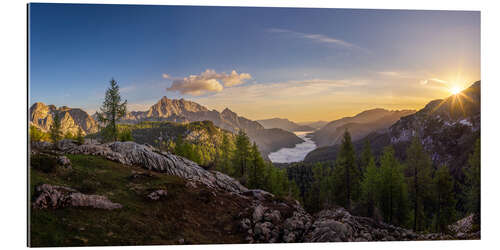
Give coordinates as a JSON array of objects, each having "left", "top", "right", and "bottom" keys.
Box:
[{"left": 29, "top": 4, "right": 480, "bottom": 122}]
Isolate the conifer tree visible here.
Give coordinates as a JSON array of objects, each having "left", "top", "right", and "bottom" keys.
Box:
[
  {"left": 49, "top": 113, "right": 63, "bottom": 143},
  {"left": 406, "top": 136, "right": 433, "bottom": 231},
  {"left": 233, "top": 130, "right": 251, "bottom": 178},
  {"left": 379, "top": 146, "right": 408, "bottom": 225},
  {"left": 360, "top": 156, "right": 380, "bottom": 218},
  {"left": 359, "top": 139, "right": 373, "bottom": 173},
  {"left": 248, "top": 142, "right": 266, "bottom": 189},
  {"left": 217, "top": 133, "right": 234, "bottom": 174},
  {"left": 465, "top": 138, "right": 480, "bottom": 223},
  {"left": 434, "top": 164, "right": 456, "bottom": 232},
  {"left": 96, "top": 78, "right": 127, "bottom": 142},
  {"left": 332, "top": 130, "right": 360, "bottom": 209},
  {"left": 76, "top": 127, "right": 85, "bottom": 145}
]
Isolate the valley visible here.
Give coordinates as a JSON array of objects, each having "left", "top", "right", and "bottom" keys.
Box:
[{"left": 268, "top": 131, "right": 317, "bottom": 163}]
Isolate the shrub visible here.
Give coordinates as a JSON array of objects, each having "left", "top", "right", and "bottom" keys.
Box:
[
  {"left": 31, "top": 154, "right": 58, "bottom": 173},
  {"left": 78, "top": 179, "right": 100, "bottom": 194}
]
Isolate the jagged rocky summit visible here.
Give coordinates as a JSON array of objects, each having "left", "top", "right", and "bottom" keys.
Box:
[{"left": 30, "top": 102, "right": 98, "bottom": 135}]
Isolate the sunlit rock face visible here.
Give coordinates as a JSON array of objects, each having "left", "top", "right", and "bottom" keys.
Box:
[{"left": 29, "top": 102, "right": 98, "bottom": 135}]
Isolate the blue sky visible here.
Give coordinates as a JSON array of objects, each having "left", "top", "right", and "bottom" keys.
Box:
[{"left": 29, "top": 4, "right": 480, "bottom": 122}]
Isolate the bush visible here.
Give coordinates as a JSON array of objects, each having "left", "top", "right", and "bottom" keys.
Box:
[
  {"left": 78, "top": 179, "right": 100, "bottom": 194},
  {"left": 31, "top": 154, "right": 58, "bottom": 173}
]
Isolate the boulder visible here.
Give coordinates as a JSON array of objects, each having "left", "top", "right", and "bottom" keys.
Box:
[
  {"left": 56, "top": 139, "right": 79, "bottom": 151},
  {"left": 264, "top": 210, "right": 281, "bottom": 224},
  {"left": 57, "top": 155, "right": 71, "bottom": 168},
  {"left": 253, "top": 204, "right": 266, "bottom": 223},
  {"left": 146, "top": 189, "right": 168, "bottom": 201},
  {"left": 33, "top": 184, "right": 122, "bottom": 210}
]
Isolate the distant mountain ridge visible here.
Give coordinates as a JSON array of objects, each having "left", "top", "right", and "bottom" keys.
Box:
[
  {"left": 297, "top": 121, "right": 329, "bottom": 130},
  {"left": 257, "top": 118, "right": 315, "bottom": 132},
  {"left": 30, "top": 102, "right": 98, "bottom": 135},
  {"left": 119, "top": 96, "right": 304, "bottom": 155},
  {"left": 304, "top": 81, "right": 481, "bottom": 177},
  {"left": 311, "top": 108, "right": 416, "bottom": 147}
]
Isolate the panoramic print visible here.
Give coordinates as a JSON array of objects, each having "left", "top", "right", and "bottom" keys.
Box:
[{"left": 28, "top": 4, "right": 480, "bottom": 246}]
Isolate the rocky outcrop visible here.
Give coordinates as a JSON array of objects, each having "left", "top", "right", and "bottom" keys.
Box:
[
  {"left": 238, "top": 195, "right": 313, "bottom": 243},
  {"left": 448, "top": 214, "right": 480, "bottom": 239},
  {"left": 33, "top": 184, "right": 122, "bottom": 210},
  {"left": 57, "top": 141, "right": 248, "bottom": 194},
  {"left": 304, "top": 208, "right": 417, "bottom": 242},
  {"left": 29, "top": 102, "right": 98, "bottom": 135}
]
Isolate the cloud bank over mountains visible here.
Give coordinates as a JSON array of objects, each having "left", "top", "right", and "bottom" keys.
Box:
[{"left": 166, "top": 69, "right": 252, "bottom": 96}]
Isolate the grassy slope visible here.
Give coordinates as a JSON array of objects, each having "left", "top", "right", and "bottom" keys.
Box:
[{"left": 29, "top": 154, "right": 248, "bottom": 247}]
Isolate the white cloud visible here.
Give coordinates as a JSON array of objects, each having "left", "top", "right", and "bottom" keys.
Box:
[
  {"left": 267, "top": 28, "right": 365, "bottom": 51},
  {"left": 166, "top": 69, "right": 252, "bottom": 96},
  {"left": 420, "top": 78, "right": 448, "bottom": 85},
  {"left": 162, "top": 73, "right": 170, "bottom": 79}
]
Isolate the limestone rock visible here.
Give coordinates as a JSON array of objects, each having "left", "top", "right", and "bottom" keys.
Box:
[
  {"left": 147, "top": 189, "right": 168, "bottom": 201},
  {"left": 253, "top": 204, "right": 266, "bottom": 223},
  {"left": 33, "top": 184, "right": 122, "bottom": 210},
  {"left": 30, "top": 102, "right": 98, "bottom": 135},
  {"left": 64, "top": 141, "right": 248, "bottom": 194},
  {"left": 57, "top": 155, "right": 71, "bottom": 168}
]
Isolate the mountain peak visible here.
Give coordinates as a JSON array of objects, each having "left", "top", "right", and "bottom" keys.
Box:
[{"left": 222, "top": 107, "right": 236, "bottom": 115}]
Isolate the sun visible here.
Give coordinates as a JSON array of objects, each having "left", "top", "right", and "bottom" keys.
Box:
[{"left": 450, "top": 86, "right": 462, "bottom": 95}]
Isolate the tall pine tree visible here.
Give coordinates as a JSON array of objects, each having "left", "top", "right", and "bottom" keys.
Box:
[
  {"left": 406, "top": 136, "right": 433, "bottom": 231},
  {"left": 248, "top": 142, "right": 266, "bottom": 189},
  {"left": 96, "top": 78, "right": 127, "bottom": 142},
  {"left": 359, "top": 139, "right": 373, "bottom": 173},
  {"left": 232, "top": 130, "right": 252, "bottom": 180},
  {"left": 49, "top": 113, "right": 63, "bottom": 143},
  {"left": 465, "top": 138, "right": 480, "bottom": 224},
  {"left": 378, "top": 146, "right": 408, "bottom": 226},
  {"left": 433, "top": 164, "right": 456, "bottom": 233},
  {"left": 332, "top": 130, "right": 360, "bottom": 210},
  {"left": 216, "top": 133, "right": 234, "bottom": 175},
  {"left": 360, "top": 155, "right": 380, "bottom": 218}
]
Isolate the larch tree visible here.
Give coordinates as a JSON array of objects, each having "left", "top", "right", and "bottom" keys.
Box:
[
  {"left": 359, "top": 139, "right": 373, "bottom": 173},
  {"left": 360, "top": 154, "right": 380, "bottom": 218},
  {"left": 406, "top": 136, "right": 433, "bottom": 231},
  {"left": 247, "top": 142, "right": 266, "bottom": 189},
  {"left": 216, "top": 133, "right": 234, "bottom": 175},
  {"left": 332, "top": 130, "right": 360, "bottom": 210},
  {"left": 96, "top": 78, "right": 127, "bottom": 142},
  {"left": 433, "top": 164, "right": 456, "bottom": 233},
  {"left": 232, "top": 130, "right": 251, "bottom": 179},
  {"left": 465, "top": 138, "right": 480, "bottom": 223},
  {"left": 378, "top": 146, "right": 408, "bottom": 226},
  {"left": 49, "top": 113, "right": 63, "bottom": 144},
  {"left": 76, "top": 127, "right": 85, "bottom": 145}
]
